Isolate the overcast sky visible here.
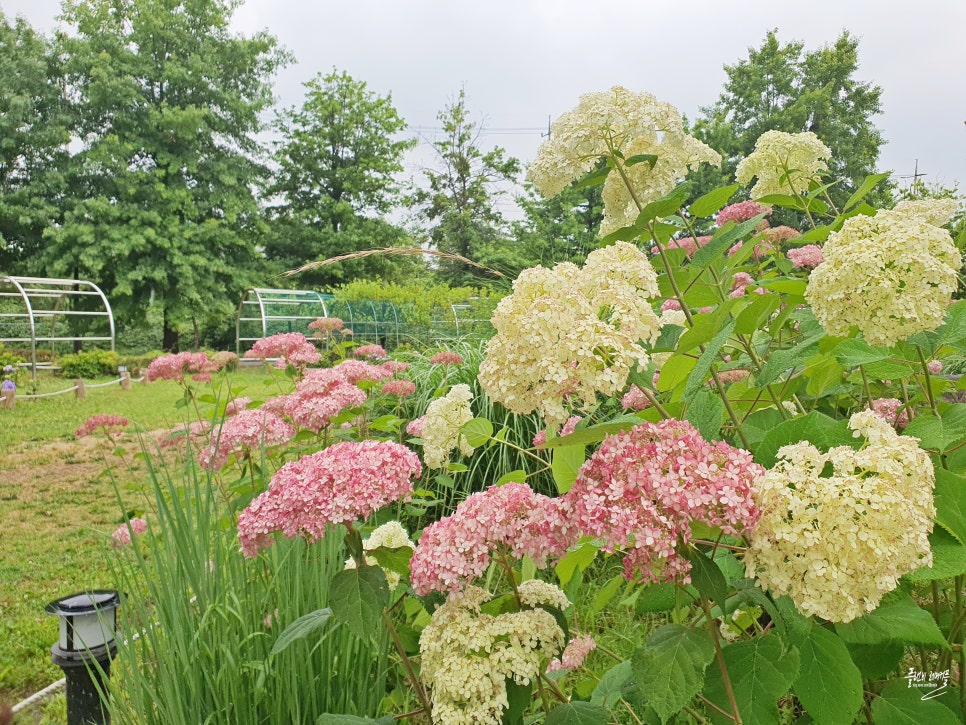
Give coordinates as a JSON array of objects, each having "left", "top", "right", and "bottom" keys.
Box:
[{"left": 5, "top": 0, "right": 966, "bottom": 201}]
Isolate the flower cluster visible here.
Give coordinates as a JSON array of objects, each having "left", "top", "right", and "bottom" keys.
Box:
[
  {"left": 621, "top": 385, "right": 650, "bottom": 411},
  {"left": 745, "top": 411, "right": 935, "bottom": 622},
  {"left": 75, "top": 414, "right": 129, "bottom": 438},
  {"left": 265, "top": 367, "right": 367, "bottom": 433},
  {"left": 410, "top": 483, "right": 573, "bottom": 595},
  {"left": 716, "top": 200, "right": 771, "bottom": 226},
  {"left": 787, "top": 244, "right": 824, "bottom": 269},
  {"left": 197, "top": 409, "right": 295, "bottom": 470},
  {"left": 735, "top": 130, "right": 831, "bottom": 198},
  {"left": 224, "top": 397, "right": 251, "bottom": 417},
  {"left": 479, "top": 243, "right": 661, "bottom": 426},
  {"left": 429, "top": 350, "right": 463, "bottom": 366},
  {"left": 243, "top": 333, "right": 321, "bottom": 369},
  {"left": 532, "top": 415, "right": 582, "bottom": 447},
  {"left": 345, "top": 521, "right": 415, "bottom": 590},
  {"left": 420, "top": 384, "right": 476, "bottom": 469},
  {"left": 652, "top": 235, "right": 711, "bottom": 258},
  {"left": 381, "top": 379, "right": 416, "bottom": 397},
  {"left": 867, "top": 397, "right": 910, "bottom": 430},
  {"left": 146, "top": 351, "right": 215, "bottom": 382},
  {"left": 112, "top": 517, "right": 147, "bottom": 547},
  {"left": 308, "top": 317, "right": 345, "bottom": 333},
  {"left": 419, "top": 585, "right": 567, "bottom": 724},
  {"left": 806, "top": 207, "right": 962, "bottom": 346},
  {"left": 894, "top": 198, "right": 960, "bottom": 227},
  {"left": 558, "top": 420, "right": 762, "bottom": 582},
  {"left": 237, "top": 440, "right": 421, "bottom": 557},
  {"left": 353, "top": 343, "right": 387, "bottom": 360},
  {"left": 526, "top": 86, "right": 720, "bottom": 236},
  {"left": 547, "top": 634, "right": 597, "bottom": 672}
]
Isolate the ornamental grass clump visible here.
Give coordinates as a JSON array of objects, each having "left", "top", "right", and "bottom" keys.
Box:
[
  {"left": 806, "top": 205, "right": 962, "bottom": 346},
  {"left": 479, "top": 242, "right": 661, "bottom": 426},
  {"left": 746, "top": 411, "right": 935, "bottom": 622}
]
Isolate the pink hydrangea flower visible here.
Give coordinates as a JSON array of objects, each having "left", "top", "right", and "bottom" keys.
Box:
[
  {"left": 353, "top": 343, "right": 387, "bottom": 359},
  {"left": 283, "top": 368, "right": 367, "bottom": 432},
  {"left": 381, "top": 360, "right": 410, "bottom": 374},
  {"left": 244, "top": 333, "right": 321, "bottom": 369},
  {"left": 558, "top": 420, "right": 761, "bottom": 583},
  {"left": 112, "top": 517, "right": 148, "bottom": 547},
  {"left": 787, "top": 244, "right": 825, "bottom": 269},
  {"left": 76, "top": 414, "right": 128, "bottom": 438},
  {"left": 406, "top": 415, "right": 426, "bottom": 437},
  {"left": 716, "top": 369, "right": 750, "bottom": 384},
  {"left": 716, "top": 201, "right": 771, "bottom": 226},
  {"left": 547, "top": 634, "right": 597, "bottom": 672},
  {"left": 308, "top": 317, "right": 344, "bottom": 333},
  {"left": 237, "top": 440, "right": 421, "bottom": 556},
  {"left": 382, "top": 379, "right": 416, "bottom": 397},
  {"left": 410, "top": 483, "right": 574, "bottom": 595},
  {"left": 661, "top": 298, "right": 682, "bottom": 312},
  {"left": 430, "top": 351, "right": 464, "bottom": 366},
  {"left": 146, "top": 351, "right": 214, "bottom": 382},
  {"left": 334, "top": 359, "right": 393, "bottom": 384},
  {"left": 867, "top": 397, "right": 910, "bottom": 429},
  {"left": 927, "top": 360, "right": 943, "bottom": 375},
  {"left": 532, "top": 415, "right": 583, "bottom": 447},
  {"left": 224, "top": 397, "right": 252, "bottom": 417},
  {"left": 652, "top": 235, "right": 711, "bottom": 258},
  {"left": 621, "top": 385, "right": 650, "bottom": 411},
  {"left": 198, "top": 409, "right": 296, "bottom": 469}
]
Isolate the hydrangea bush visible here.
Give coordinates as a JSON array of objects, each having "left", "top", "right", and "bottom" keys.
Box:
[{"left": 111, "top": 84, "right": 966, "bottom": 724}]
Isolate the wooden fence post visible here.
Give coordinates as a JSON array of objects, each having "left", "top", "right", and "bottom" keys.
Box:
[
  {"left": 75, "top": 379, "right": 86, "bottom": 399},
  {"left": 120, "top": 371, "right": 132, "bottom": 391},
  {"left": 1, "top": 389, "right": 14, "bottom": 410}
]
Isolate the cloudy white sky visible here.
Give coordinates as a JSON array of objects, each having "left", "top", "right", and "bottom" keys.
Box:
[{"left": 5, "top": 0, "right": 966, "bottom": 200}]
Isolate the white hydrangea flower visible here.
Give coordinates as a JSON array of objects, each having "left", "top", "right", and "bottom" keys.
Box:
[
  {"left": 735, "top": 130, "right": 831, "bottom": 199},
  {"left": 479, "top": 243, "right": 661, "bottom": 426},
  {"left": 746, "top": 412, "right": 935, "bottom": 623},
  {"left": 894, "top": 198, "right": 961, "bottom": 227},
  {"left": 421, "top": 384, "right": 476, "bottom": 470},
  {"left": 527, "top": 86, "right": 720, "bottom": 236},
  {"left": 420, "top": 586, "right": 566, "bottom": 723},
  {"left": 344, "top": 521, "right": 415, "bottom": 590},
  {"left": 515, "top": 579, "right": 571, "bottom": 610},
  {"left": 806, "top": 208, "right": 962, "bottom": 346}
]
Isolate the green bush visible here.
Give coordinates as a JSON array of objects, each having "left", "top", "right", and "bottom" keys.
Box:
[
  {"left": 0, "top": 345, "right": 25, "bottom": 368},
  {"left": 118, "top": 351, "right": 165, "bottom": 377},
  {"left": 58, "top": 349, "right": 122, "bottom": 378}
]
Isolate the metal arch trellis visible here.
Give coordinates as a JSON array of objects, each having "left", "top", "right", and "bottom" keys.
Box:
[
  {"left": 0, "top": 276, "right": 116, "bottom": 380},
  {"left": 236, "top": 288, "right": 333, "bottom": 355}
]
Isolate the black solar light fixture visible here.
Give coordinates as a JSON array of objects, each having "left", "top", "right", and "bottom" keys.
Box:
[{"left": 46, "top": 590, "right": 121, "bottom": 725}]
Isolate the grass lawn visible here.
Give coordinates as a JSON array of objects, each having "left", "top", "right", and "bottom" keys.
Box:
[{"left": 0, "top": 367, "right": 284, "bottom": 716}]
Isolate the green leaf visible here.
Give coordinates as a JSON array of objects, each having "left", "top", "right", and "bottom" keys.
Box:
[
  {"left": 688, "top": 184, "right": 740, "bottom": 218},
  {"left": 538, "top": 414, "right": 642, "bottom": 449},
  {"left": 845, "top": 642, "right": 905, "bottom": 680},
  {"left": 591, "top": 660, "right": 632, "bottom": 708},
  {"left": 461, "top": 417, "right": 493, "bottom": 447},
  {"left": 551, "top": 443, "right": 585, "bottom": 494},
  {"left": 635, "top": 183, "right": 690, "bottom": 227},
  {"left": 270, "top": 608, "right": 332, "bottom": 656},
  {"left": 544, "top": 701, "right": 610, "bottom": 725},
  {"left": 934, "top": 468, "right": 966, "bottom": 545},
  {"left": 656, "top": 353, "right": 696, "bottom": 394},
  {"left": 316, "top": 715, "right": 394, "bottom": 725},
  {"left": 870, "top": 680, "right": 961, "bottom": 725},
  {"left": 684, "top": 389, "right": 724, "bottom": 441},
  {"left": 834, "top": 594, "right": 948, "bottom": 648},
  {"left": 756, "top": 192, "right": 828, "bottom": 214},
  {"left": 754, "top": 411, "right": 856, "bottom": 468},
  {"left": 843, "top": 172, "right": 890, "bottom": 211},
  {"left": 677, "top": 303, "right": 736, "bottom": 353},
  {"left": 631, "top": 624, "right": 715, "bottom": 723},
  {"left": 742, "top": 408, "right": 786, "bottom": 447},
  {"left": 593, "top": 574, "right": 625, "bottom": 614},
  {"left": 503, "top": 679, "right": 532, "bottom": 725},
  {"left": 692, "top": 213, "right": 769, "bottom": 269},
  {"left": 832, "top": 338, "right": 892, "bottom": 367},
  {"left": 574, "top": 163, "right": 611, "bottom": 189},
  {"left": 684, "top": 321, "right": 735, "bottom": 401},
  {"left": 686, "top": 548, "right": 727, "bottom": 614},
  {"left": 365, "top": 546, "right": 413, "bottom": 577},
  {"left": 494, "top": 469, "right": 527, "bottom": 485},
  {"left": 804, "top": 356, "right": 844, "bottom": 397},
  {"left": 702, "top": 635, "right": 799, "bottom": 725},
  {"left": 625, "top": 153, "right": 658, "bottom": 168},
  {"left": 328, "top": 566, "right": 388, "bottom": 642},
  {"left": 734, "top": 293, "right": 781, "bottom": 336},
  {"left": 904, "top": 529, "right": 966, "bottom": 582},
  {"left": 635, "top": 583, "right": 678, "bottom": 614},
  {"left": 904, "top": 404, "right": 966, "bottom": 452},
  {"left": 555, "top": 541, "right": 598, "bottom": 587},
  {"left": 791, "top": 625, "right": 863, "bottom": 725}
]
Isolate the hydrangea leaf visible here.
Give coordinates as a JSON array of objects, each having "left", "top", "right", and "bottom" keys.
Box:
[
  {"left": 503, "top": 679, "right": 533, "bottom": 725},
  {"left": 934, "top": 468, "right": 966, "bottom": 545},
  {"left": 634, "top": 183, "right": 690, "bottom": 228},
  {"left": 904, "top": 404, "right": 966, "bottom": 452},
  {"left": 551, "top": 443, "right": 585, "bottom": 494},
  {"left": 328, "top": 566, "right": 388, "bottom": 643},
  {"left": 702, "top": 634, "right": 799, "bottom": 725},
  {"left": 685, "top": 548, "right": 727, "bottom": 614},
  {"left": 831, "top": 338, "right": 892, "bottom": 368},
  {"left": 554, "top": 540, "right": 598, "bottom": 587},
  {"left": 461, "top": 417, "right": 493, "bottom": 447},
  {"left": 684, "top": 389, "right": 724, "bottom": 441},
  {"left": 366, "top": 546, "right": 413, "bottom": 578},
  {"left": 870, "top": 680, "right": 961, "bottom": 725},
  {"left": 630, "top": 624, "right": 715, "bottom": 722},
  {"left": 544, "top": 702, "right": 609, "bottom": 725},
  {"left": 657, "top": 353, "right": 696, "bottom": 394},
  {"left": 754, "top": 333, "right": 824, "bottom": 387},
  {"left": 270, "top": 607, "right": 332, "bottom": 656},
  {"left": 936, "top": 299, "right": 966, "bottom": 348},
  {"left": 845, "top": 642, "right": 905, "bottom": 680},
  {"left": 316, "top": 715, "right": 394, "bottom": 725},
  {"left": 734, "top": 292, "right": 781, "bottom": 336},
  {"left": 790, "top": 625, "right": 863, "bottom": 725},
  {"left": 834, "top": 594, "right": 948, "bottom": 648},
  {"left": 591, "top": 660, "right": 632, "bottom": 708},
  {"left": 691, "top": 213, "right": 768, "bottom": 268},
  {"left": 904, "top": 529, "right": 966, "bottom": 582},
  {"left": 684, "top": 321, "right": 735, "bottom": 401},
  {"left": 688, "top": 184, "right": 740, "bottom": 219},
  {"left": 754, "top": 410, "right": 855, "bottom": 468},
  {"left": 843, "top": 172, "right": 891, "bottom": 212}
]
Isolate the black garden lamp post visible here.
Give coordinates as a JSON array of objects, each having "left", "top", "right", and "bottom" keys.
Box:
[{"left": 45, "top": 590, "right": 121, "bottom": 725}]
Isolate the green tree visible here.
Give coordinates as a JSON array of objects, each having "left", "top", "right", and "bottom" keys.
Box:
[
  {"left": 693, "top": 30, "right": 884, "bottom": 209},
  {"left": 413, "top": 88, "right": 521, "bottom": 285},
  {"left": 511, "top": 178, "right": 603, "bottom": 271},
  {"left": 42, "top": 0, "right": 286, "bottom": 350},
  {"left": 0, "top": 11, "right": 71, "bottom": 272},
  {"left": 266, "top": 69, "right": 419, "bottom": 287}
]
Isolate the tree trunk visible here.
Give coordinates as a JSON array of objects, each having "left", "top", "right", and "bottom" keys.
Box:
[{"left": 162, "top": 308, "right": 180, "bottom": 352}]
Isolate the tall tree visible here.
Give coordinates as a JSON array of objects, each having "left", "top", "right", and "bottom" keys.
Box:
[
  {"left": 42, "top": 0, "right": 286, "bottom": 350},
  {"left": 693, "top": 30, "right": 884, "bottom": 208},
  {"left": 413, "top": 89, "right": 521, "bottom": 285},
  {"left": 265, "top": 69, "right": 418, "bottom": 287},
  {"left": 0, "top": 11, "right": 71, "bottom": 272}
]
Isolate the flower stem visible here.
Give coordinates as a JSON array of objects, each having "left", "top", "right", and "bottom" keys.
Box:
[{"left": 701, "top": 597, "right": 742, "bottom": 725}]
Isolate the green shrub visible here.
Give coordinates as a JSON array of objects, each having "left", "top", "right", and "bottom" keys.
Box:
[
  {"left": 118, "top": 351, "right": 165, "bottom": 376},
  {"left": 58, "top": 349, "right": 122, "bottom": 378},
  {"left": 0, "top": 345, "right": 25, "bottom": 368}
]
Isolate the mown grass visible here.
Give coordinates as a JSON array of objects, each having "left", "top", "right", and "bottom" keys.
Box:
[{"left": 0, "top": 366, "right": 283, "bottom": 717}]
